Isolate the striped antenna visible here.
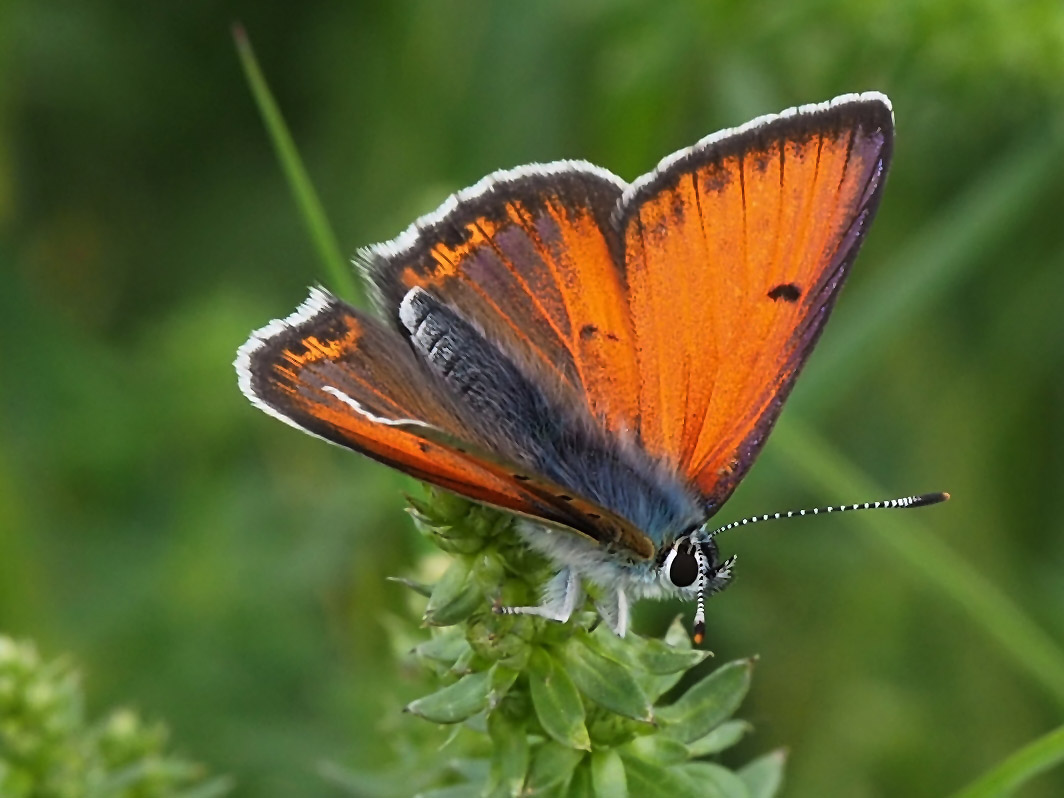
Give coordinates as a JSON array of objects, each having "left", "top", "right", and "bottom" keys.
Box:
[{"left": 707, "top": 491, "right": 950, "bottom": 539}]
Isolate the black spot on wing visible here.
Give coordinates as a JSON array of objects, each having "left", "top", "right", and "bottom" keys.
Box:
[
  {"left": 579, "top": 323, "right": 620, "bottom": 342},
  {"left": 767, "top": 283, "right": 802, "bottom": 302}
]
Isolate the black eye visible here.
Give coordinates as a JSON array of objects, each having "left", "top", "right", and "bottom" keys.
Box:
[{"left": 668, "top": 546, "right": 699, "bottom": 588}]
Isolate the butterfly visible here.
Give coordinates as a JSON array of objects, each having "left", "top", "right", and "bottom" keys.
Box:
[{"left": 236, "top": 92, "right": 947, "bottom": 644}]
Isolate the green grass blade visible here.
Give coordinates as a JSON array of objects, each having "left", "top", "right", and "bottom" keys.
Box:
[
  {"left": 232, "top": 24, "right": 358, "bottom": 301},
  {"left": 797, "top": 128, "right": 1064, "bottom": 408},
  {"left": 950, "top": 723, "right": 1064, "bottom": 798},
  {"left": 770, "top": 420, "right": 1064, "bottom": 707}
]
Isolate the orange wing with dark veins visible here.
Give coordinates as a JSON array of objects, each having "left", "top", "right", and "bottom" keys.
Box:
[
  {"left": 236, "top": 288, "right": 655, "bottom": 557},
  {"left": 617, "top": 94, "right": 894, "bottom": 514},
  {"left": 359, "top": 164, "right": 642, "bottom": 438}
]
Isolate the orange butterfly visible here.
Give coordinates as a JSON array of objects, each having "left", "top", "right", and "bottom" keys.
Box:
[{"left": 236, "top": 92, "right": 946, "bottom": 644}]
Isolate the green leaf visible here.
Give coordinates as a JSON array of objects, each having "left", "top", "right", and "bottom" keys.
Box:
[
  {"left": 590, "top": 749, "right": 627, "bottom": 798},
  {"left": 410, "top": 501, "right": 493, "bottom": 554},
  {"left": 686, "top": 720, "right": 753, "bottom": 757},
  {"left": 623, "top": 734, "right": 691, "bottom": 765},
  {"left": 950, "top": 723, "right": 1064, "bottom": 798},
  {"left": 405, "top": 493, "right": 438, "bottom": 522},
  {"left": 424, "top": 559, "right": 483, "bottom": 627},
  {"left": 638, "top": 636, "right": 710, "bottom": 674},
  {"left": 643, "top": 669, "right": 690, "bottom": 703},
  {"left": 452, "top": 646, "right": 476, "bottom": 675},
  {"left": 638, "top": 634, "right": 715, "bottom": 702},
  {"left": 568, "top": 759, "right": 596, "bottom": 798},
  {"left": 387, "top": 575, "right": 434, "bottom": 598},
  {"left": 414, "top": 629, "right": 471, "bottom": 665},
  {"left": 681, "top": 762, "right": 752, "bottom": 798},
  {"left": 657, "top": 659, "right": 753, "bottom": 743},
  {"left": 587, "top": 626, "right": 645, "bottom": 671},
  {"left": 524, "top": 742, "right": 584, "bottom": 794},
  {"left": 488, "top": 711, "right": 530, "bottom": 798},
  {"left": 738, "top": 750, "right": 786, "bottom": 798},
  {"left": 415, "top": 785, "right": 481, "bottom": 798},
  {"left": 489, "top": 665, "right": 520, "bottom": 709},
  {"left": 528, "top": 649, "right": 591, "bottom": 750},
  {"left": 664, "top": 615, "right": 694, "bottom": 649},
  {"left": 559, "top": 638, "right": 653, "bottom": 722},
  {"left": 405, "top": 670, "right": 490, "bottom": 724},
  {"left": 622, "top": 754, "right": 704, "bottom": 798}
]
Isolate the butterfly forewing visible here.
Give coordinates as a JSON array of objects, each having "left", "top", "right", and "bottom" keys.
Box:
[
  {"left": 360, "top": 166, "right": 642, "bottom": 437},
  {"left": 618, "top": 94, "right": 893, "bottom": 513}
]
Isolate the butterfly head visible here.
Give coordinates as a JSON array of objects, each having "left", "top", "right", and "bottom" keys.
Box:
[{"left": 658, "top": 529, "right": 737, "bottom": 645}]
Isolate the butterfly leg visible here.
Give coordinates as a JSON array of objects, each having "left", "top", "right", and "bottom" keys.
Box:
[
  {"left": 494, "top": 568, "right": 581, "bottom": 623},
  {"left": 594, "top": 587, "right": 631, "bottom": 638}
]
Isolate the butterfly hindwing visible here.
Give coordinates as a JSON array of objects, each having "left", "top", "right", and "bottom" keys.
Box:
[
  {"left": 236, "top": 288, "right": 656, "bottom": 557},
  {"left": 617, "top": 93, "right": 894, "bottom": 514}
]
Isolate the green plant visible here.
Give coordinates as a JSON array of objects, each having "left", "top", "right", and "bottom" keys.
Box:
[
  {"left": 0, "top": 636, "right": 231, "bottom": 798},
  {"left": 327, "top": 491, "right": 784, "bottom": 798}
]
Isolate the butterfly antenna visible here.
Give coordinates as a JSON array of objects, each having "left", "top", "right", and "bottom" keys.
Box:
[{"left": 706, "top": 491, "right": 949, "bottom": 539}]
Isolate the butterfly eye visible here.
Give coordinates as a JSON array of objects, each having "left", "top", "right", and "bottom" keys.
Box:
[{"left": 667, "top": 544, "right": 700, "bottom": 588}]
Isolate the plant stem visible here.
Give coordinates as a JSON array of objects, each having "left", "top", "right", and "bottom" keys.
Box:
[
  {"left": 950, "top": 723, "right": 1064, "bottom": 798},
  {"left": 232, "top": 23, "right": 358, "bottom": 301}
]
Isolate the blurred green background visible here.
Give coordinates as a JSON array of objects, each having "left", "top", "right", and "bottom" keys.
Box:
[{"left": 3, "top": 1, "right": 1064, "bottom": 795}]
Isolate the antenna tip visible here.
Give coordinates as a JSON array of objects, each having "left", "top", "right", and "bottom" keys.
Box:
[{"left": 914, "top": 491, "right": 950, "bottom": 507}]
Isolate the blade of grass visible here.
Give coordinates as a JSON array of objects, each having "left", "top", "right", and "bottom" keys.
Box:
[
  {"left": 768, "top": 420, "right": 1064, "bottom": 707},
  {"left": 232, "top": 23, "right": 358, "bottom": 301},
  {"left": 796, "top": 126, "right": 1064, "bottom": 409},
  {"left": 950, "top": 723, "right": 1064, "bottom": 798}
]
